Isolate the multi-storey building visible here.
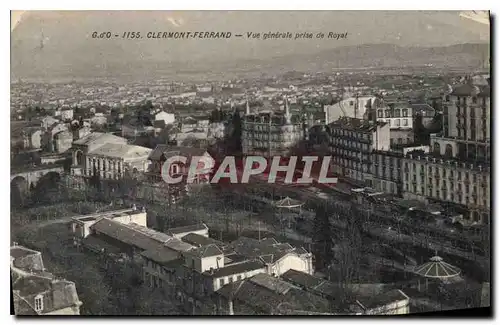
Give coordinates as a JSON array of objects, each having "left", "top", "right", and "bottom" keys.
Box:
[
  {"left": 242, "top": 99, "right": 304, "bottom": 158},
  {"left": 371, "top": 145, "right": 430, "bottom": 196},
  {"left": 401, "top": 78, "right": 491, "bottom": 224},
  {"left": 328, "top": 117, "right": 390, "bottom": 186},
  {"left": 401, "top": 150, "right": 490, "bottom": 224},
  {"left": 323, "top": 95, "right": 383, "bottom": 124},
  {"left": 435, "top": 79, "right": 491, "bottom": 162},
  {"left": 142, "top": 233, "right": 314, "bottom": 314}
]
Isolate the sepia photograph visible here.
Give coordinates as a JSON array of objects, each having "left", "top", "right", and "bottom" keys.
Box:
[{"left": 9, "top": 8, "right": 491, "bottom": 317}]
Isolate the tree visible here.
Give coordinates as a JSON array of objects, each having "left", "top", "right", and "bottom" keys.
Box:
[
  {"left": 312, "top": 203, "right": 335, "bottom": 270},
  {"left": 229, "top": 110, "right": 242, "bottom": 154}
]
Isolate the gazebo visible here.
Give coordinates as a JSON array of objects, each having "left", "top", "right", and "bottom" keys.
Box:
[
  {"left": 274, "top": 196, "right": 304, "bottom": 233},
  {"left": 413, "top": 255, "right": 461, "bottom": 291}
]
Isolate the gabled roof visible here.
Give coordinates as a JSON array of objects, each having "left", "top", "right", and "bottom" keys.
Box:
[
  {"left": 181, "top": 233, "right": 224, "bottom": 247},
  {"left": 188, "top": 244, "right": 223, "bottom": 258},
  {"left": 90, "top": 219, "right": 166, "bottom": 252},
  {"left": 141, "top": 246, "right": 180, "bottom": 265}
]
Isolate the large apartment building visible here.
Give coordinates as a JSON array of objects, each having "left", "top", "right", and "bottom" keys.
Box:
[
  {"left": 401, "top": 77, "right": 491, "bottom": 224},
  {"left": 242, "top": 99, "right": 304, "bottom": 157},
  {"left": 328, "top": 117, "right": 391, "bottom": 186}
]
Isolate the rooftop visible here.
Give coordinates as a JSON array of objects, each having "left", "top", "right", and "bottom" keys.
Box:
[
  {"left": 205, "top": 260, "right": 265, "bottom": 278},
  {"left": 188, "top": 244, "right": 224, "bottom": 258},
  {"left": 90, "top": 219, "right": 167, "bottom": 253},
  {"left": 165, "top": 223, "right": 209, "bottom": 236},
  {"left": 230, "top": 237, "right": 298, "bottom": 264},
  {"left": 11, "top": 246, "right": 39, "bottom": 259},
  {"left": 73, "top": 132, "right": 127, "bottom": 146},
  {"left": 181, "top": 233, "right": 224, "bottom": 248},
  {"left": 413, "top": 256, "right": 461, "bottom": 279},
  {"left": 329, "top": 117, "right": 387, "bottom": 132},
  {"left": 88, "top": 143, "right": 152, "bottom": 159},
  {"left": 141, "top": 246, "right": 180, "bottom": 265}
]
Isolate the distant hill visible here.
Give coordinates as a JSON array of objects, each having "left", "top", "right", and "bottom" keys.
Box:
[
  {"left": 11, "top": 43, "right": 488, "bottom": 82},
  {"left": 11, "top": 11, "right": 489, "bottom": 81}
]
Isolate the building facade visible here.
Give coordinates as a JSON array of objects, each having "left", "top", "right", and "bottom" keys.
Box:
[
  {"left": 70, "top": 132, "right": 152, "bottom": 179},
  {"left": 242, "top": 100, "right": 304, "bottom": 157},
  {"left": 401, "top": 78, "right": 491, "bottom": 224},
  {"left": 328, "top": 117, "right": 390, "bottom": 185}
]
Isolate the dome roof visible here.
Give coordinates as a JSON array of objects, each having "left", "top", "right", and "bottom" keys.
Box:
[{"left": 413, "top": 256, "right": 461, "bottom": 279}]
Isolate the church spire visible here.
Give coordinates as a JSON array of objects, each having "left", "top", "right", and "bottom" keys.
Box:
[{"left": 246, "top": 95, "right": 250, "bottom": 115}]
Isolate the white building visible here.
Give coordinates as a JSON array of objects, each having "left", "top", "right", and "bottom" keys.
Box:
[{"left": 323, "top": 96, "right": 380, "bottom": 124}]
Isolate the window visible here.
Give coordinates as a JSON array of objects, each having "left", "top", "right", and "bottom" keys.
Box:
[
  {"left": 229, "top": 277, "right": 234, "bottom": 283},
  {"left": 385, "top": 110, "right": 391, "bottom": 118},
  {"left": 395, "top": 119, "right": 400, "bottom": 126},
  {"left": 402, "top": 109, "right": 408, "bottom": 117},
  {"left": 394, "top": 109, "right": 401, "bottom": 117},
  {"left": 472, "top": 97, "right": 477, "bottom": 104},
  {"left": 349, "top": 101, "right": 354, "bottom": 106},
  {"left": 219, "top": 278, "right": 225, "bottom": 287},
  {"left": 402, "top": 119, "right": 408, "bottom": 126},
  {"left": 378, "top": 110, "right": 383, "bottom": 118},
  {"left": 34, "top": 295, "right": 43, "bottom": 312},
  {"left": 237, "top": 275, "right": 242, "bottom": 281}
]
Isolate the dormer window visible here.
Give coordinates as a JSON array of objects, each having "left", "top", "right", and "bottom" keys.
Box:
[{"left": 34, "top": 295, "right": 44, "bottom": 312}]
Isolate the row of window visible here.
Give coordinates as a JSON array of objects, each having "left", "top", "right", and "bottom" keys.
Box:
[
  {"left": 377, "top": 108, "right": 409, "bottom": 118},
  {"left": 330, "top": 129, "right": 372, "bottom": 141},
  {"left": 219, "top": 274, "right": 244, "bottom": 287},
  {"left": 330, "top": 139, "right": 371, "bottom": 151},
  {"left": 332, "top": 157, "right": 369, "bottom": 172},
  {"left": 243, "top": 124, "right": 302, "bottom": 131},
  {"left": 242, "top": 132, "right": 300, "bottom": 142},
  {"left": 405, "top": 184, "right": 487, "bottom": 207}
]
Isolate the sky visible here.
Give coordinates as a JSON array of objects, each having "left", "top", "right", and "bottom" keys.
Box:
[{"left": 10, "top": 11, "right": 490, "bottom": 79}]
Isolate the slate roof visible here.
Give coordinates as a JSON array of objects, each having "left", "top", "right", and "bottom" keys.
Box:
[
  {"left": 90, "top": 219, "right": 166, "bottom": 252},
  {"left": 216, "top": 273, "right": 334, "bottom": 314},
  {"left": 82, "top": 234, "right": 123, "bottom": 255},
  {"left": 188, "top": 244, "right": 224, "bottom": 258},
  {"left": 230, "top": 237, "right": 296, "bottom": 264},
  {"left": 11, "top": 276, "right": 81, "bottom": 315},
  {"left": 181, "top": 233, "right": 224, "bottom": 248},
  {"left": 141, "top": 246, "right": 180, "bottom": 265}
]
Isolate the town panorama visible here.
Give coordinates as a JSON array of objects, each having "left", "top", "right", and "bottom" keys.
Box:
[{"left": 10, "top": 10, "right": 491, "bottom": 316}]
